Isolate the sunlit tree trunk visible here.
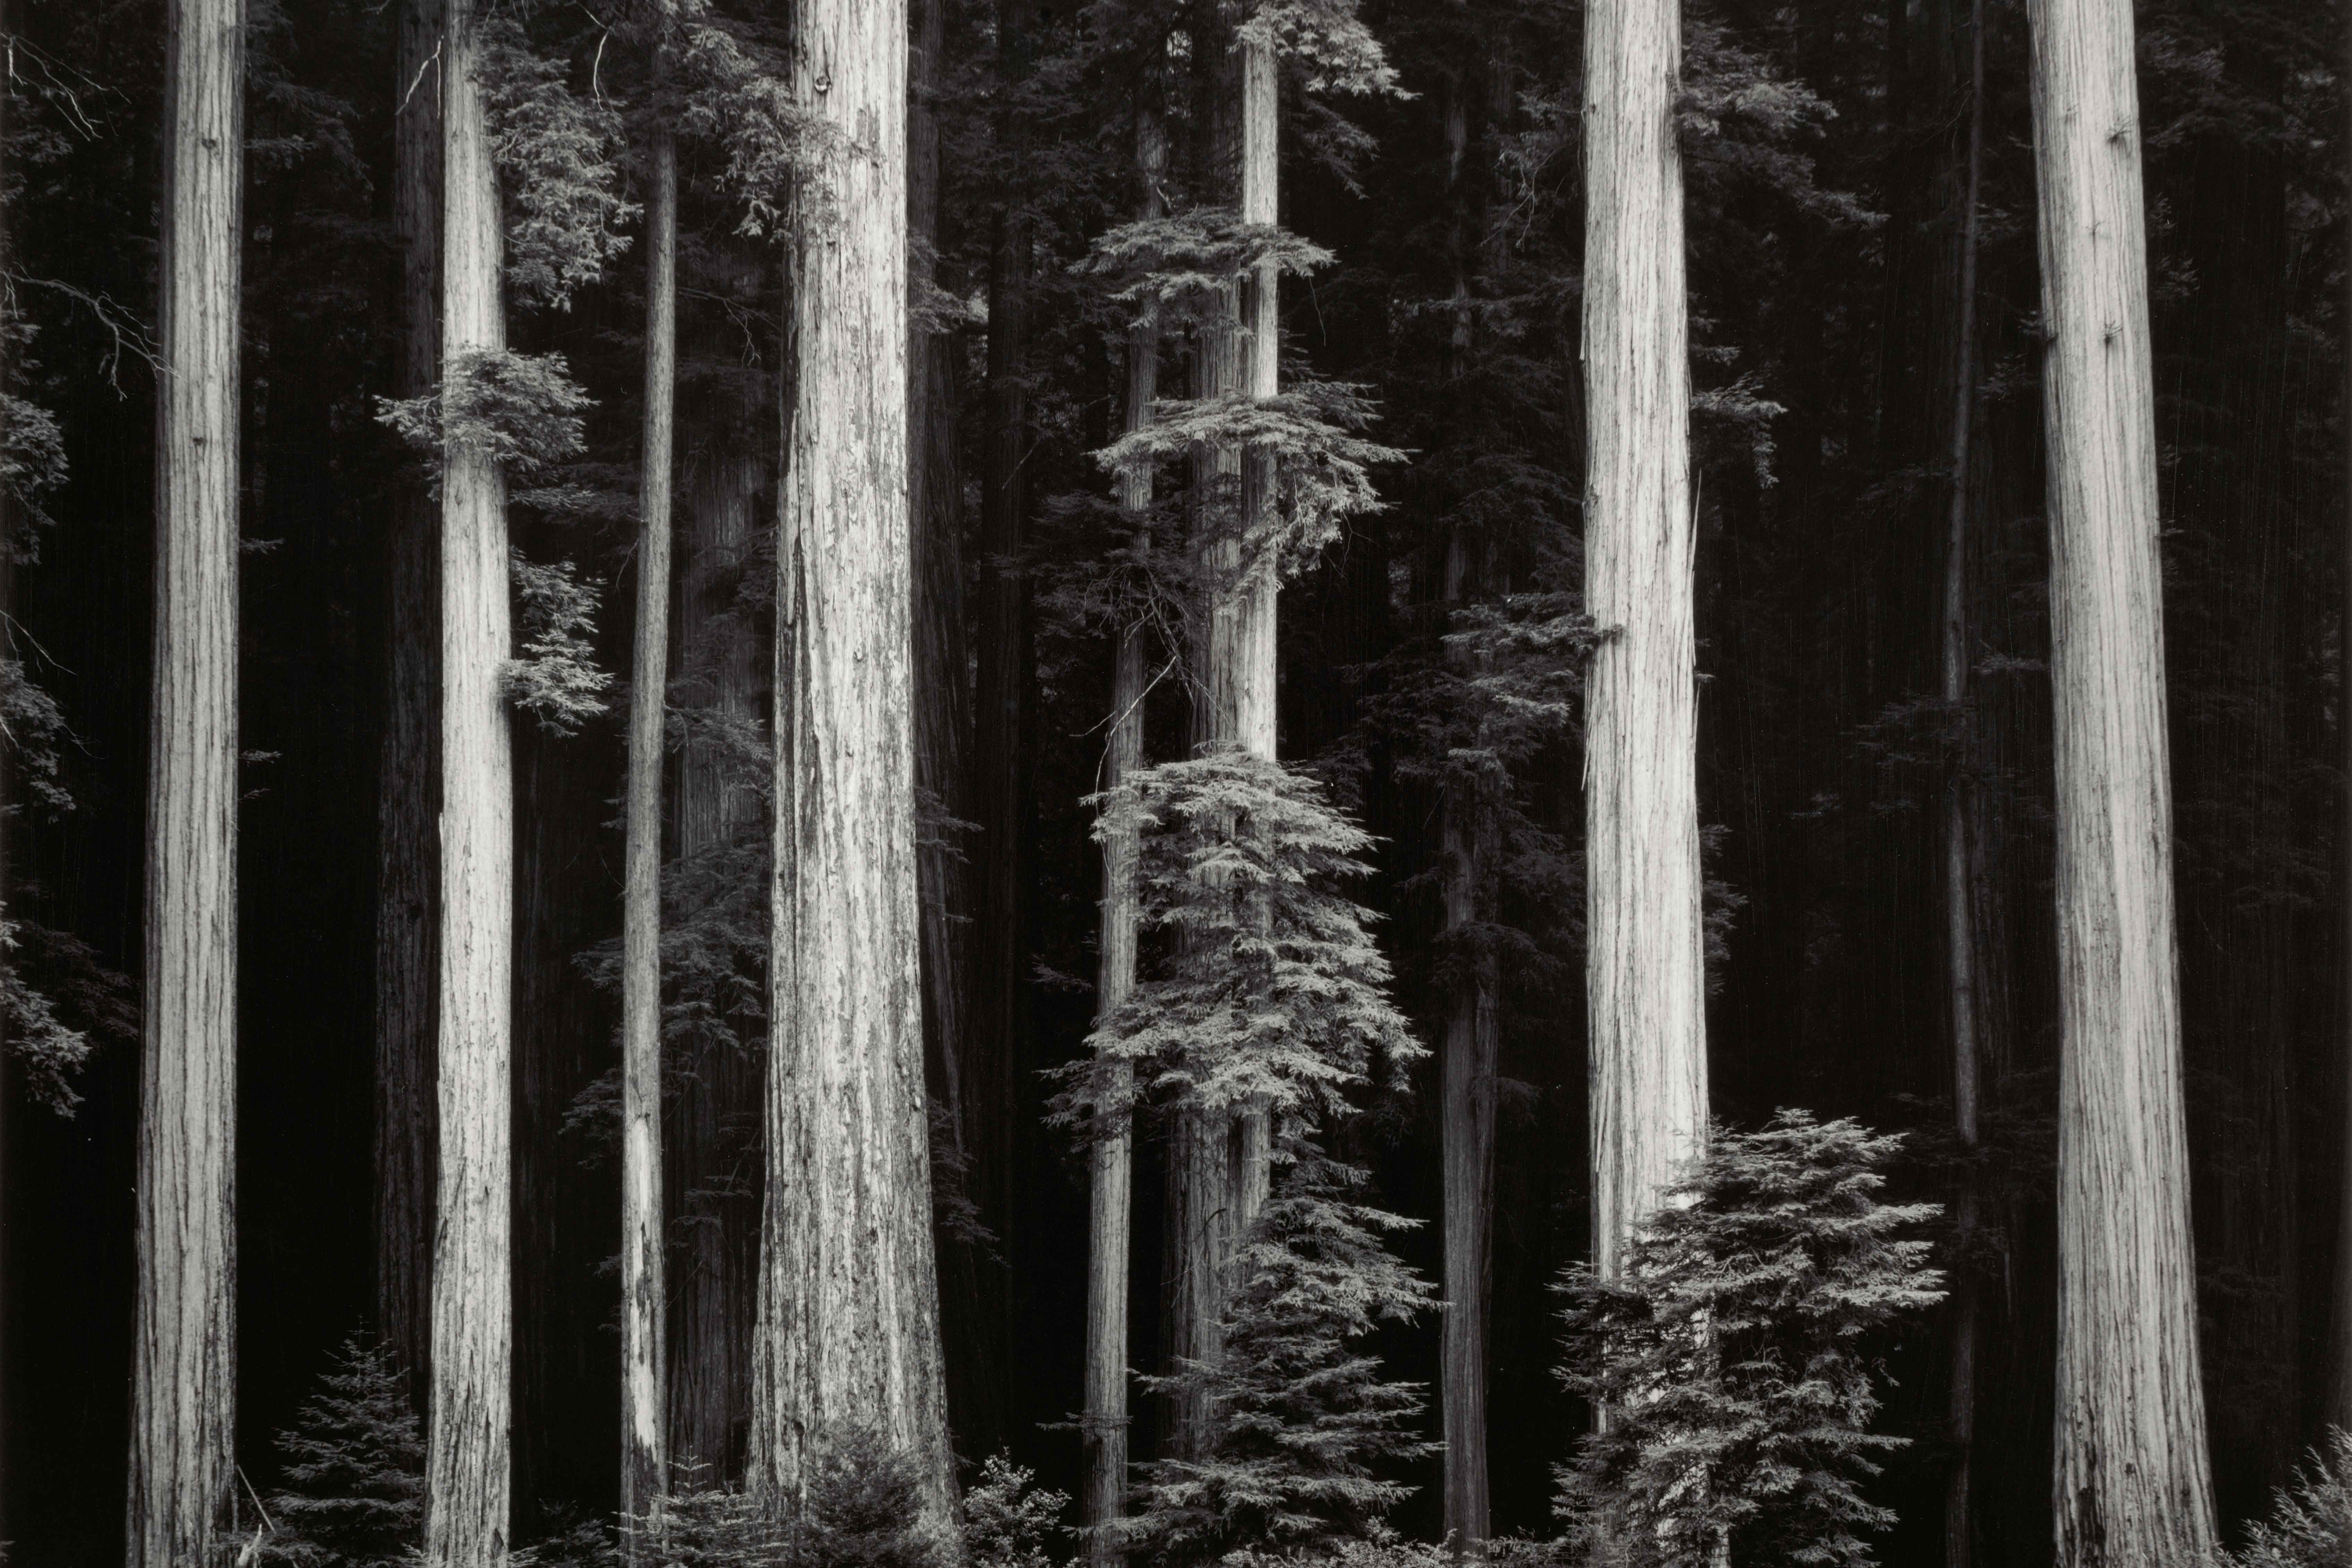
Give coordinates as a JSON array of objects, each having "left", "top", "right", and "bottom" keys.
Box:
[
  {"left": 1085, "top": 91, "right": 1164, "bottom": 1567},
  {"left": 752, "top": 0, "right": 953, "bottom": 1524},
  {"left": 1942, "top": 2, "right": 1985, "bottom": 1561},
  {"left": 127, "top": 0, "right": 242, "bottom": 1557},
  {"left": 1166, "top": 26, "right": 1279, "bottom": 1466},
  {"left": 1581, "top": 0, "right": 1707, "bottom": 1283},
  {"left": 378, "top": 0, "right": 442, "bottom": 1408},
  {"left": 2028, "top": 0, "right": 2220, "bottom": 1559},
  {"left": 426, "top": 0, "right": 516, "bottom": 1558},
  {"left": 621, "top": 107, "right": 678, "bottom": 1545}
]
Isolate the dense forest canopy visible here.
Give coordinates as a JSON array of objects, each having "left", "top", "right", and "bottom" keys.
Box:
[{"left": 1, "top": 0, "right": 2349, "bottom": 1563}]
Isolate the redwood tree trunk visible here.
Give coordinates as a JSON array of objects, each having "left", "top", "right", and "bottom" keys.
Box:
[
  {"left": 426, "top": 0, "right": 516, "bottom": 1558},
  {"left": 2028, "top": 0, "right": 2220, "bottom": 1559},
  {"left": 128, "top": 0, "right": 242, "bottom": 1556},
  {"left": 752, "top": 0, "right": 953, "bottom": 1523},
  {"left": 1581, "top": 0, "right": 1708, "bottom": 1282},
  {"left": 621, "top": 118, "right": 678, "bottom": 1540},
  {"left": 1085, "top": 94, "right": 1164, "bottom": 1565},
  {"left": 377, "top": 0, "right": 441, "bottom": 1408}
]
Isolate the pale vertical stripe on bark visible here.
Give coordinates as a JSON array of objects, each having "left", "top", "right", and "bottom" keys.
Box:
[
  {"left": 1085, "top": 97, "right": 1164, "bottom": 1564},
  {"left": 378, "top": 0, "right": 442, "bottom": 1408},
  {"left": 753, "top": 0, "right": 954, "bottom": 1526},
  {"left": 1581, "top": 0, "right": 1708, "bottom": 1283},
  {"left": 623, "top": 119, "right": 678, "bottom": 1542},
  {"left": 128, "top": 0, "right": 242, "bottom": 1556},
  {"left": 426, "top": 0, "right": 516, "bottom": 1559},
  {"left": 2027, "top": 0, "right": 2220, "bottom": 1560}
]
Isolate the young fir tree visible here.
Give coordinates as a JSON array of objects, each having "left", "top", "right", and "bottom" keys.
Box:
[
  {"left": 2227, "top": 1431, "right": 2352, "bottom": 1568},
  {"left": 256, "top": 1338, "right": 427, "bottom": 1568},
  {"left": 1555, "top": 1112, "right": 1944, "bottom": 1568}
]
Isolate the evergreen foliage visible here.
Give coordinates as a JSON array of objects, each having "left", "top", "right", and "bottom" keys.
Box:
[
  {"left": 963, "top": 1453, "right": 1072, "bottom": 1568},
  {"left": 795, "top": 1428, "right": 952, "bottom": 1568},
  {"left": 1555, "top": 1113, "right": 1944, "bottom": 1568},
  {"left": 254, "top": 1337, "right": 426, "bottom": 1568},
  {"left": 2227, "top": 1430, "right": 2352, "bottom": 1568},
  {"left": 1125, "top": 1148, "right": 1435, "bottom": 1564},
  {"left": 507, "top": 550, "right": 614, "bottom": 735},
  {"left": 480, "top": 9, "right": 637, "bottom": 311}
]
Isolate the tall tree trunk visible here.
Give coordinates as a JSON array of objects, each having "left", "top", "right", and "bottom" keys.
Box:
[
  {"left": 1165, "top": 26, "right": 1279, "bottom": 1466},
  {"left": 622, "top": 114, "right": 678, "bottom": 1543},
  {"left": 1581, "top": 0, "right": 1707, "bottom": 1283},
  {"left": 752, "top": 0, "right": 953, "bottom": 1523},
  {"left": 2028, "top": 0, "right": 2220, "bottom": 1559},
  {"left": 128, "top": 0, "right": 242, "bottom": 1556},
  {"left": 427, "top": 0, "right": 516, "bottom": 1558},
  {"left": 1941, "top": 3, "right": 1985, "bottom": 1561},
  {"left": 668, "top": 427, "right": 761, "bottom": 1480},
  {"left": 2336, "top": 0, "right": 2352, "bottom": 1441},
  {"left": 968, "top": 0, "right": 1033, "bottom": 1456},
  {"left": 378, "top": 0, "right": 442, "bottom": 1409},
  {"left": 1437, "top": 63, "right": 1499, "bottom": 1558},
  {"left": 1085, "top": 92, "right": 1164, "bottom": 1567}
]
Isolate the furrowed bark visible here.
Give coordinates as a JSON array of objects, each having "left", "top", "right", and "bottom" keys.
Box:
[
  {"left": 1085, "top": 93, "right": 1164, "bottom": 1567},
  {"left": 1942, "top": 2, "right": 1985, "bottom": 1561},
  {"left": 426, "top": 0, "right": 515, "bottom": 1558},
  {"left": 752, "top": 0, "right": 953, "bottom": 1523},
  {"left": 621, "top": 114, "right": 678, "bottom": 1543},
  {"left": 1166, "top": 25, "right": 1279, "bottom": 1465},
  {"left": 668, "top": 431, "right": 761, "bottom": 1481},
  {"left": 2027, "top": 0, "right": 2220, "bottom": 1559},
  {"left": 2336, "top": 0, "right": 2352, "bottom": 1442},
  {"left": 378, "top": 0, "right": 442, "bottom": 1409},
  {"left": 128, "top": 0, "right": 242, "bottom": 1556},
  {"left": 1581, "top": 0, "right": 1708, "bottom": 1283}
]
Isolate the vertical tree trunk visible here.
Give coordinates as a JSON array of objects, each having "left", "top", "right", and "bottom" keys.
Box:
[
  {"left": 622, "top": 115, "right": 678, "bottom": 1543},
  {"left": 2028, "top": 0, "right": 2220, "bottom": 1559},
  {"left": 426, "top": 0, "right": 516, "bottom": 1558},
  {"left": 1581, "top": 0, "right": 1708, "bottom": 1283},
  {"left": 128, "top": 0, "right": 242, "bottom": 1557},
  {"left": 668, "top": 427, "right": 761, "bottom": 1480},
  {"left": 1165, "top": 27, "right": 1279, "bottom": 1466},
  {"left": 1436, "top": 65, "right": 1497, "bottom": 1558},
  {"left": 378, "top": 0, "right": 442, "bottom": 1408},
  {"left": 752, "top": 0, "right": 953, "bottom": 1523},
  {"left": 2336, "top": 0, "right": 2352, "bottom": 1441},
  {"left": 1942, "top": 3, "right": 1985, "bottom": 1561},
  {"left": 1085, "top": 94, "right": 1164, "bottom": 1567}
]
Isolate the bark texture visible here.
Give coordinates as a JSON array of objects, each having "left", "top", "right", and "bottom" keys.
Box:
[
  {"left": 426, "top": 1, "right": 515, "bottom": 1559},
  {"left": 668, "top": 429, "right": 761, "bottom": 1479},
  {"left": 2028, "top": 0, "right": 2219, "bottom": 1559},
  {"left": 622, "top": 120, "right": 677, "bottom": 1538},
  {"left": 1580, "top": 0, "right": 1708, "bottom": 1283},
  {"left": 2337, "top": 0, "right": 2352, "bottom": 1441},
  {"left": 752, "top": 0, "right": 953, "bottom": 1524},
  {"left": 377, "top": 0, "right": 442, "bottom": 1406},
  {"left": 128, "top": 0, "right": 242, "bottom": 1556}
]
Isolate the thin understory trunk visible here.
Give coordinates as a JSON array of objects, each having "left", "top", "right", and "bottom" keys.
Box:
[
  {"left": 426, "top": 0, "right": 515, "bottom": 1558},
  {"left": 1942, "top": 2, "right": 1985, "bottom": 1562},
  {"left": 621, "top": 118, "right": 677, "bottom": 1543},
  {"left": 2029, "top": 0, "right": 2219, "bottom": 1559},
  {"left": 1085, "top": 93, "right": 1164, "bottom": 1568},
  {"left": 128, "top": 0, "right": 242, "bottom": 1556},
  {"left": 2334, "top": 0, "right": 2352, "bottom": 1438}
]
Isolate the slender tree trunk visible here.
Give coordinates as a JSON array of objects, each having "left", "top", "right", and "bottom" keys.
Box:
[
  {"left": 128, "top": 0, "right": 242, "bottom": 1557},
  {"left": 426, "top": 0, "right": 516, "bottom": 1558},
  {"left": 752, "top": 0, "right": 952, "bottom": 1523},
  {"left": 2028, "top": 0, "right": 2220, "bottom": 1559},
  {"left": 1166, "top": 27, "right": 1279, "bottom": 1466},
  {"left": 1942, "top": 3, "right": 1985, "bottom": 1561},
  {"left": 667, "top": 423, "right": 761, "bottom": 1480},
  {"left": 1581, "top": 0, "right": 1707, "bottom": 1283},
  {"left": 379, "top": 0, "right": 443, "bottom": 1413},
  {"left": 1436, "top": 66, "right": 1498, "bottom": 1557},
  {"left": 2336, "top": 0, "right": 2352, "bottom": 1440},
  {"left": 1085, "top": 94, "right": 1164, "bottom": 1567},
  {"left": 622, "top": 114, "right": 678, "bottom": 1543}
]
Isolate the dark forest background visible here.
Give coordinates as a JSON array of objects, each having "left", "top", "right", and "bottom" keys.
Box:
[{"left": 3, "top": 0, "right": 2344, "bottom": 1562}]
